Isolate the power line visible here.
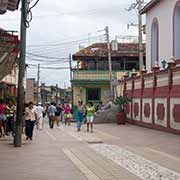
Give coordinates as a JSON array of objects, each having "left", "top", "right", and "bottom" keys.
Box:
[
  {"left": 27, "top": 35, "right": 105, "bottom": 48},
  {"left": 27, "top": 31, "right": 105, "bottom": 47},
  {"left": 28, "top": 65, "right": 71, "bottom": 70},
  {"left": 26, "top": 52, "right": 68, "bottom": 60},
  {"left": 40, "top": 66, "right": 70, "bottom": 70},
  {"left": 26, "top": 57, "right": 69, "bottom": 62}
]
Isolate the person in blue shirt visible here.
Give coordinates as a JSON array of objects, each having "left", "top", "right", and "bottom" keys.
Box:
[{"left": 76, "top": 100, "right": 84, "bottom": 132}]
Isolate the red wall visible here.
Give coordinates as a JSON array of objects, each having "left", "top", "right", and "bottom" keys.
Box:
[{"left": 123, "top": 62, "right": 180, "bottom": 135}]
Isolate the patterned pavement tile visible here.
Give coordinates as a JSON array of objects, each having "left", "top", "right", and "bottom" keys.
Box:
[{"left": 89, "top": 144, "right": 180, "bottom": 180}]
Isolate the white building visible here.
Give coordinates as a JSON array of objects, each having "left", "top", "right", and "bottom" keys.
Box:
[{"left": 141, "top": 0, "right": 180, "bottom": 71}]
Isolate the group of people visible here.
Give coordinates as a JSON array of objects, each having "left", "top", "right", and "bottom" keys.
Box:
[
  {"left": 76, "top": 101, "right": 96, "bottom": 133},
  {"left": 24, "top": 101, "right": 72, "bottom": 140},
  {"left": 0, "top": 97, "right": 104, "bottom": 141},
  {"left": 0, "top": 99, "right": 16, "bottom": 137},
  {"left": 47, "top": 102, "right": 72, "bottom": 129}
]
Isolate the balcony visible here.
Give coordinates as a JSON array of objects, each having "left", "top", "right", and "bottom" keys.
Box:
[{"left": 73, "top": 70, "right": 112, "bottom": 81}]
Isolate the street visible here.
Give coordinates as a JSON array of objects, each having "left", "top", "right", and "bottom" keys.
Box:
[{"left": 0, "top": 121, "right": 180, "bottom": 180}]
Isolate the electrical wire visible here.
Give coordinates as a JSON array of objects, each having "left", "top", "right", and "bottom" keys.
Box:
[
  {"left": 27, "top": 30, "right": 104, "bottom": 47},
  {"left": 26, "top": 57, "right": 69, "bottom": 63},
  {"left": 24, "top": 0, "right": 40, "bottom": 28},
  {"left": 27, "top": 34, "right": 105, "bottom": 48},
  {"left": 26, "top": 52, "right": 68, "bottom": 60},
  {"left": 27, "top": 64, "right": 72, "bottom": 70}
]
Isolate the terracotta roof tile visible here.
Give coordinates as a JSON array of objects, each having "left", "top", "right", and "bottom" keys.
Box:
[{"left": 73, "top": 43, "right": 145, "bottom": 60}]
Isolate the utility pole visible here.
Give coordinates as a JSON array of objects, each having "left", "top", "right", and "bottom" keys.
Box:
[
  {"left": 138, "top": 0, "right": 144, "bottom": 69},
  {"left": 69, "top": 54, "right": 73, "bottom": 81},
  {"left": 69, "top": 54, "right": 74, "bottom": 113},
  {"left": 37, "top": 64, "right": 40, "bottom": 104},
  {"left": 127, "top": 0, "right": 144, "bottom": 69},
  {"left": 105, "top": 26, "right": 113, "bottom": 101},
  {"left": 56, "top": 84, "right": 58, "bottom": 104},
  {"left": 14, "top": 0, "right": 28, "bottom": 147}
]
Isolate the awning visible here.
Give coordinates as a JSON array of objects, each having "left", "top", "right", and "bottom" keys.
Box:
[{"left": 0, "top": 29, "right": 19, "bottom": 80}]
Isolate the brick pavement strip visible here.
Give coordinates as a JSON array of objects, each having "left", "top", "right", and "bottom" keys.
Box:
[
  {"left": 89, "top": 144, "right": 180, "bottom": 180},
  {"left": 63, "top": 148, "right": 101, "bottom": 180},
  {"left": 70, "top": 147, "right": 139, "bottom": 180}
]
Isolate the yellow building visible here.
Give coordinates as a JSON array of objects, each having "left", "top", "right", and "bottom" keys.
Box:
[{"left": 72, "top": 43, "right": 145, "bottom": 106}]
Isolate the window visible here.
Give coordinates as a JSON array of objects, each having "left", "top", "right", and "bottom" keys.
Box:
[
  {"left": 88, "top": 61, "right": 96, "bottom": 70},
  {"left": 151, "top": 18, "right": 159, "bottom": 66},
  {"left": 174, "top": 1, "right": 180, "bottom": 59},
  {"left": 125, "top": 62, "right": 138, "bottom": 70},
  {"left": 112, "top": 60, "right": 121, "bottom": 70},
  {"left": 98, "top": 60, "right": 105, "bottom": 70}
]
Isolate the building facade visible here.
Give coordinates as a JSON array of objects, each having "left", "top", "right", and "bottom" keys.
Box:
[
  {"left": 0, "top": 66, "right": 18, "bottom": 98},
  {"left": 0, "top": 28, "right": 20, "bottom": 99},
  {"left": 72, "top": 43, "right": 145, "bottom": 106},
  {"left": 25, "top": 78, "right": 37, "bottom": 103},
  {"left": 141, "top": 0, "right": 180, "bottom": 70},
  {"left": 118, "top": 0, "right": 180, "bottom": 134}
]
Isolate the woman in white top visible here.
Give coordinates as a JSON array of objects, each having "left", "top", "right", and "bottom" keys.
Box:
[{"left": 25, "top": 102, "right": 37, "bottom": 140}]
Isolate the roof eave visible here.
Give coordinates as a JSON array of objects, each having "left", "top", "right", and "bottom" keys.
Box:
[{"left": 140, "top": 0, "right": 161, "bottom": 15}]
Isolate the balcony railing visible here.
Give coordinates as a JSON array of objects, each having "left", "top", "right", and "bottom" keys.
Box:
[{"left": 73, "top": 70, "right": 112, "bottom": 81}]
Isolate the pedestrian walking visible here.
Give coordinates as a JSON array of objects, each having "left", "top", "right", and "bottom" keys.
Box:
[
  {"left": 76, "top": 100, "right": 84, "bottom": 132},
  {"left": 25, "top": 102, "right": 37, "bottom": 140},
  {"left": 64, "top": 103, "right": 71, "bottom": 126},
  {"left": 86, "top": 102, "right": 95, "bottom": 133},
  {"left": 61, "top": 104, "right": 65, "bottom": 124},
  {"left": 36, "top": 103, "right": 44, "bottom": 130},
  {"left": 0, "top": 99, "right": 7, "bottom": 137},
  {"left": 55, "top": 104, "right": 62, "bottom": 127},
  {"left": 6, "top": 100, "right": 16, "bottom": 136},
  {"left": 48, "top": 102, "right": 57, "bottom": 129}
]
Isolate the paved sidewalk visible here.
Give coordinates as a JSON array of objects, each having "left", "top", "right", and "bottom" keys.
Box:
[{"left": 0, "top": 122, "right": 180, "bottom": 180}]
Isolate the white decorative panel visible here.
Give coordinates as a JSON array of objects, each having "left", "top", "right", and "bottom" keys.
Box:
[
  {"left": 142, "top": 98, "right": 152, "bottom": 123},
  {"left": 154, "top": 98, "right": 167, "bottom": 127},
  {"left": 132, "top": 98, "right": 141, "bottom": 121},
  {"left": 170, "top": 98, "right": 180, "bottom": 130}
]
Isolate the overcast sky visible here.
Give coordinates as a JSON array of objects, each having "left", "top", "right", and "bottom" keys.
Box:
[{"left": 0, "top": 0, "right": 147, "bottom": 88}]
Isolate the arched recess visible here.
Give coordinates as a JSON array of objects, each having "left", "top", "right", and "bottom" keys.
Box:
[
  {"left": 151, "top": 18, "right": 159, "bottom": 67},
  {"left": 174, "top": 1, "right": 180, "bottom": 59}
]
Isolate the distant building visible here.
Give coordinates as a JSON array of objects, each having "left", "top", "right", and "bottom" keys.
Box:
[
  {"left": 72, "top": 42, "right": 145, "bottom": 106},
  {"left": 25, "top": 78, "right": 38, "bottom": 104},
  {"left": 140, "top": 0, "right": 180, "bottom": 70}
]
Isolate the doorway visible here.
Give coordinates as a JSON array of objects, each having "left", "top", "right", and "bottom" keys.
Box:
[{"left": 86, "top": 88, "right": 101, "bottom": 104}]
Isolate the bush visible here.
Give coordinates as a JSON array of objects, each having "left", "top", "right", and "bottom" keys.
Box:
[
  {"left": 114, "top": 96, "right": 131, "bottom": 112},
  {"left": 3, "top": 93, "right": 16, "bottom": 104}
]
